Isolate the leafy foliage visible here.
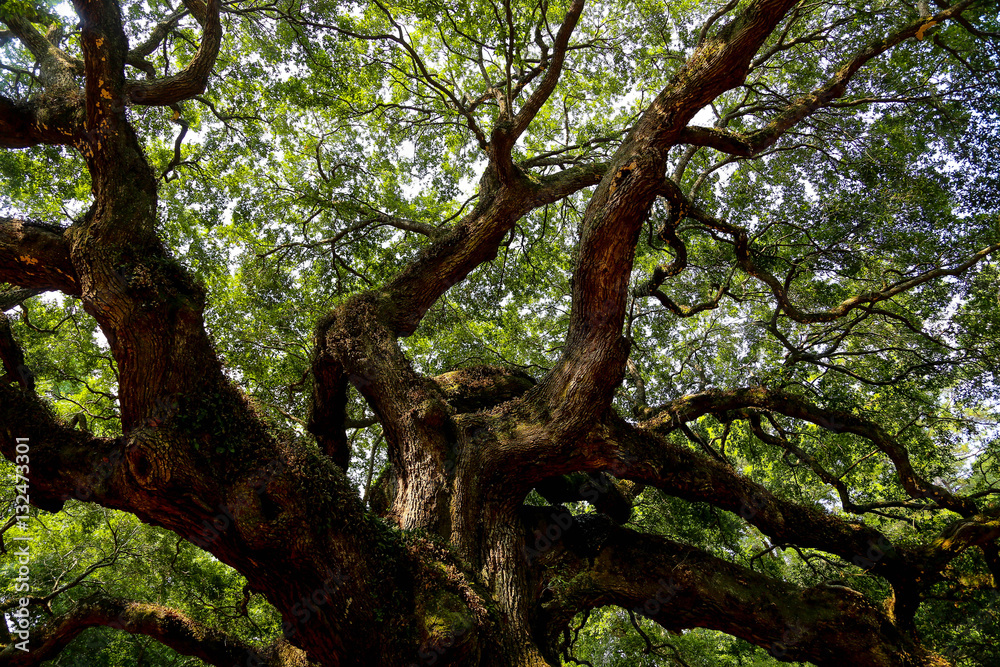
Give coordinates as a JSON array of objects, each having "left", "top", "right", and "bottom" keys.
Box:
[{"left": 1, "top": 0, "right": 999, "bottom": 664}]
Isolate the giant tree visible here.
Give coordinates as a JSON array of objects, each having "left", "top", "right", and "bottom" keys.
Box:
[{"left": 1, "top": 0, "right": 999, "bottom": 665}]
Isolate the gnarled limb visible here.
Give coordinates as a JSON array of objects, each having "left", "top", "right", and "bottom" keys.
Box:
[
  {"left": 540, "top": 0, "right": 803, "bottom": 439},
  {"left": 484, "top": 383, "right": 995, "bottom": 626},
  {"left": 125, "top": 0, "right": 222, "bottom": 106},
  {"left": 0, "top": 10, "right": 430, "bottom": 663},
  {"left": 531, "top": 514, "right": 951, "bottom": 667},
  {"left": 743, "top": 0, "right": 975, "bottom": 155},
  {"left": 370, "top": 178, "right": 536, "bottom": 336},
  {"left": 373, "top": 158, "right": 607, "bottom": 337},
  {"left": 126, "top": 7, "right": 188, "bottom": 68},
  {"left": 0, "top": 96, "right": 82, "bottom": 148},
  {"left": 432, "top": 365, "right": 536, "bottom": 414},
  {"left": 0, "top": 594, "right": 317, "bottom": 667},
  {"left": 489, "top": 405, "right": 913, "bottom": 582},
  {"left": 0, "top": 362, "right": 432, "bottom": 665},
  {"left": 311, "top": 293, "right": 457, "bottom": 531},
  {"left": 303, "top": 148, "right": 601, "bottom": 530},
  {"left": 921, "top": 509, "right": 1000, "bottom": 570},
  {"left": 307, "top": 352, "right": 352, "bottom": 469},
  {"left": 626, "top": 402, "right": 996, "bottom": 624},
  {"left": 0, "top": 288, "right": 42, "bottom": 312},
  {"left": 1, "top": 12, "right": 82, "bottom": 92},
  {"left": 676, "top": 124, "right": 752, "bottom": 155},
  {"left": 0, "top": 312, "right": 34, "bottom": 390},
  {"left": 0, "top": 382, "right": 126, "bottom": 513},
  {"left": 0, "top": 217, "right": 80, "bottom": 294}
]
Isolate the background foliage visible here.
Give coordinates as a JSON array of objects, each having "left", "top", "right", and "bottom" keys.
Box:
[{"left": 2, "top": 0, "right": 999, "bottom": 663}]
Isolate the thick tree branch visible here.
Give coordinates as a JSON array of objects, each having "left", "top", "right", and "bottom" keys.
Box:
[
  {"left": 540, "top": 0, "right": 802, "bottom": 438},
  {"left": 488, "top": 385, "right": 994, "bottom": 629},
  {"left": 0, "top": 312, "right": 33, "bottom": 390},
  {"left": 311, "top": 293, "right": 459, "bottom": 530},
  {"left": 370, "top": 210, "right": 444, "bottom": 239},
  {"left": 619, "top": 416, "right": 912, "bottom": 575},
  {"left": 920, "top": 508, "right": 1000, "bottom": 571},
  {"left": 53, "top": 15, "right": 424, "bottom": 663},
  {"left": 0, "top": 371, "right": 429, "bottom": 663},
  {"left": 533, "top": 515, "right": 950, "bottom": 667},
  {"left": 307, "top": 353, "right": 352, "bottom": 468},
  {"left": 1, "top": 13, "right": 82, "bottom": 92},
  {"left": 307, "top": 157, "right": 607, "bottom": 529},
  {"left": 0, "top": 217, "right": 80, "bottom": 294},
  {"left": 371, "top": 157, "right": 605, "bottom": 337},
  {"left": 0, "top": 594, "right": 316, "bottom": 667},
  {"left": 0, "top": 382, "right": 126, "bottom": 513},
  {"left": 0, "top": 288, "right": 43, "bottom": 312},
  {"left": 533, "top": 161, "right": 608, "bottom": 206},
  {"left": 0, "top": 96, "right": 81, "bottom": 148},
  {"left": 432, "top": 365, "right": 536, "bottom": 413},
  {"left": 372, "top": 188, "right": 529, "bottom": 335},
  {"left": 744, "top": 1, "right": 974, "bottom": 154},
  {"left": 676, "top": 124, "right": 752, "bottom": 155},
  {"left": 126, "top": 8, "right": 188, "bottom": 63},
  {"left": 125, "top": 0, "right": 221, "bottom": 105},
  {"left": 484, "top": 404, "right": 908, "bottom": 582}
]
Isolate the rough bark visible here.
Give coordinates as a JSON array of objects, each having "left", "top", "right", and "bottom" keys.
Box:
[{"left": 1, "top": 0, "right": 993, "bottom": 665}]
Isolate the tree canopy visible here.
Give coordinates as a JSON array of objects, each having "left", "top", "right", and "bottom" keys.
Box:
[{"left": 1, "top": 0, "right": 999, "bottom": 665}]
